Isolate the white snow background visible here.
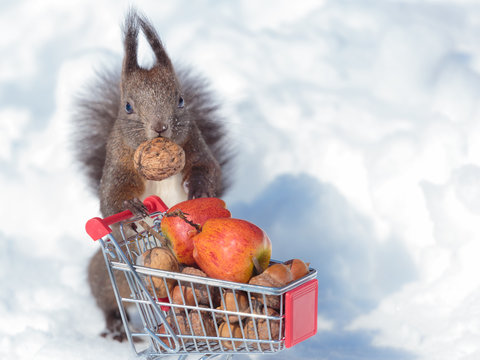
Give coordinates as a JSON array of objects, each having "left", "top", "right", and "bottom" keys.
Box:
[{"left": 1, "top": 0, "right": 480, "bottom": 359}]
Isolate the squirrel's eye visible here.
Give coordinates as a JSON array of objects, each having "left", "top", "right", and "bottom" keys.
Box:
[
  {"left": 178, "top": 97, "right": 185, "bottom": 109},
  {"left": 125, "top": 102, "right": 133, "bottom": 114}
]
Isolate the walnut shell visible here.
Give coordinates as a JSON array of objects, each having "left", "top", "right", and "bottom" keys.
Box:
[
  {"left": 219, "top": 322, "right": 244, "bottom": 350},
  {"left": 163, "top": 307, "right": 216, "bottom": 344},
  {"left": 133, "top": 137, "right": 185, "bottom": 181},
  {"left": 143, "top": 247, "right": 179, "bottom": 298},
  {"left": 189, "top": 307, "right": 217, "bottom": 338},
  {"left": 156, "top": 308, "right": 194, "bottom": 347},
  {"left": 156, "top": 310, "right": 192, "bottom": 347},
  {"left": 181, "top": 266, "right": 207, "bottom": 277},
  {"left": 181, "top": 267, "right": 219, "bottom": 306},
  {"left": 243, "top": 306, "right": 281, "bottom": 350},
  {"left": 217, "top": 290, "right": 249, "bottom": 323}
]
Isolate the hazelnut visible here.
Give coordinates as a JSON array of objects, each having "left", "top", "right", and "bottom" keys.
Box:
[
  {"left": 218, "top": 322, "right": 244, "bottom": 350},
  {"left": 262, "top": 263, "right": 293, "bottom": 285},
  {"left": 248, "top": 263, "right": 293, "bottom": 310},
  {"left": 284, "top": 259, "right": 310, "bottom": 281},
  {"left": 157, "top": 324, "right": 175, "bottom": 348},
  {"left": 172, "top": 285, "right": 196, "bottom": 306}
]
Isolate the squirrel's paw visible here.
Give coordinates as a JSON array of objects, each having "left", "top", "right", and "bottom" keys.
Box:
[
  {"left": 189, "top": 188, "right": 211, "bottom": 199},
  {"left": 123, "top": 198, "right": 149, "bottom": 218},
  {"left": 185, "top": 176, "right": 214, "bottom": 199},
  {"left": 101, "top": 309, "right": 128, "bottom": 342}
]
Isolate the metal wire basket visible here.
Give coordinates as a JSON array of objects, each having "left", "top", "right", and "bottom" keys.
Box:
[{"left": 86, "top": 196, "right": 318, "bottom": 359}]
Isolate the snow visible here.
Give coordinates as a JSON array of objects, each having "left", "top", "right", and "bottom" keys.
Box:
[{"left": 2, "top": 0, "right": 480, "bottom": 359}]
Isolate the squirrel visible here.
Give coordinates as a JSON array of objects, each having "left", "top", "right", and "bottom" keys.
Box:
[{"left": 73, "top": 9, "right": 231, "bottom": 341}]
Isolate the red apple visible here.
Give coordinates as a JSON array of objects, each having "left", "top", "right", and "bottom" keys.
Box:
[
  {"left": 160, "top": 197, "right": 231, "bottom": 265},
  {"left": 192, "top": 218, "right": 272, "bottom": 283}
]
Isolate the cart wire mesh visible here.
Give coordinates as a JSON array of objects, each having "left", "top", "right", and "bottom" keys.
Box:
[{"left": 95, "top": 210, "right": 317, "bottom": 359}]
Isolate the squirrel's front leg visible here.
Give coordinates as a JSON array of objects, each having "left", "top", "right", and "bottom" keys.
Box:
[
  {"left": 99, "top": 166, "right": 147, "bottom": 243},
  {"left": 122, "top": 198, "right": 149, "bottom": 218},
  {"left": 184, "top": 165, "right": 218, "bottom": 199},
  {"left": 99, "top": 158, "right": 147, "bottom": 218},
  {"left": 182, "top": 127, "right": 222, "bottom": 199}
]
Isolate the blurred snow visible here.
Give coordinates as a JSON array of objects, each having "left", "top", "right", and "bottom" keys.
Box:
[{"left": 1, "top": 0, "right": 480, "bottom": 359}]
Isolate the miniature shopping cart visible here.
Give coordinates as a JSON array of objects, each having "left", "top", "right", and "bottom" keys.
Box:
[{"left": 86, "top": 195, "right": 318, "bottom": 359}]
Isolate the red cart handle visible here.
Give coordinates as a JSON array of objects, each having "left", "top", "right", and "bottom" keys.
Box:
[{"left": 85, "top": 195, "right": 169, "bottom": 241}]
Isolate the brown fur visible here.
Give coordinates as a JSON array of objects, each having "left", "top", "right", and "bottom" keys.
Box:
[{"left": 73, "top": 9, "right": 232, "bottom": 340}]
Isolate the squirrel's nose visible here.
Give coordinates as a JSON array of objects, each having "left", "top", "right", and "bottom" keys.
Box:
[{"left": 152, "top": 123, "right": 168, "bottom": 135}]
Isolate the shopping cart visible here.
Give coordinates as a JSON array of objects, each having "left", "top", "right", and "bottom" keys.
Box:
[{"left": 86, "top": 195, "right": 318, "bottom": 359}]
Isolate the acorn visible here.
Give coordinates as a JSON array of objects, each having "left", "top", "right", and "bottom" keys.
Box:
[{"left": 133, "top": 137, "right": 185, "bottom": 181}]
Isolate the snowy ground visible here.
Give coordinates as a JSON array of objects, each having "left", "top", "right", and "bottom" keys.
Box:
[{"left": 2, "top": 0, "right": 480, "bottom": 359}]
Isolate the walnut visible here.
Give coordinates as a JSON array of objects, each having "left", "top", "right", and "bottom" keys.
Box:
[
  {"left": 181, "top": 267, "right": 219, "bottom": 307},
  {"left": 243, "top": 304, "right": 281, "bottom": 350},
  {"left": 216, "top": 290, "right": 249, "bottom": 323},
  {"left": 164, "top": 309, "right": 191, "bottom": 341},
  {"left": 133, "top": 137, "right": 185, "bottom": 181},
  {"left": 155, "top": 309, "right": 192, "bottom": 347},
  {"left": 161, "top": 306, "right": 217, "bottom": 343},
  {"left": 142, "top": 247, "right": 179, "bottom": 298},
  {"left": 189, "top": 307, "right": 217, "bottom": 338}
]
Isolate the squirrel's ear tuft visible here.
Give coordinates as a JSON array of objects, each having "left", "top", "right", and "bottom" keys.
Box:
[
  {"left": 137, "top": 13, "right": 173, "bottom": 70},
  {"left": 122, "top": 7, "right": 140, "bottom": 73}
]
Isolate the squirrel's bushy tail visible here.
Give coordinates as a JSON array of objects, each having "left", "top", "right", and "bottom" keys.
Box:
[
  {"left": 72, "top": 68, "right": 120, "bottom": 194},
  {"left": 72, "top": 9, "right": 232, "bottom": 197},
  {"left": 72, "top": 65, "right": 232, "bottom": 196}
]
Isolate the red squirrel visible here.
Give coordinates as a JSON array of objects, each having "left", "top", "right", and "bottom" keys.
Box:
[{"left": 73, "top": 9, "right": 231, "bottom": 340}]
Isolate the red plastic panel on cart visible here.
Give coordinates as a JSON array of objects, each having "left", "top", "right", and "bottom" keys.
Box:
[{"left": 284, "top": 279, "right": 318, "bottom": 348}]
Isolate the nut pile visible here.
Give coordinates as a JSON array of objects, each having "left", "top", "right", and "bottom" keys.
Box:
[{"left": 139, "top": 245, "right": 310, "bottom": 350}]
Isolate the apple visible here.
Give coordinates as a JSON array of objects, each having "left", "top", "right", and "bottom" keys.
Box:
[
  {"left": 160, "top": 197, "right": 231, "bottom": 265},
  {"left": 192, "top": 218, "right": 272, "bottom": 283}
]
